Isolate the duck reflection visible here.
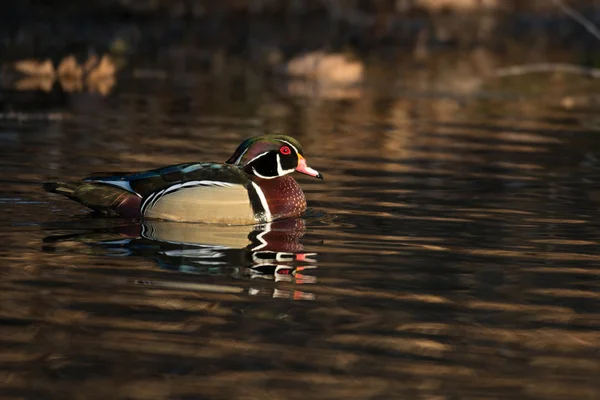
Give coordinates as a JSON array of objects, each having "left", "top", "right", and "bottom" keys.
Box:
[{"left": 43, "top": 218, "right": 317, "bottom": 300}]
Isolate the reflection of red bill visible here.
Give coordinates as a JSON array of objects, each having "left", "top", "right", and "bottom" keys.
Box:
[
  {"left": 296, "top": 155, "right": 323, "bottom": 179},
  {"left": 295, "top": 273, "right": 317, "bottom": 285},
  {"left": 294, "top": 290, "right": 315, "bottom": 301},
  {"left": 294, "top": 253, "right": 317, "bottom": 263}
]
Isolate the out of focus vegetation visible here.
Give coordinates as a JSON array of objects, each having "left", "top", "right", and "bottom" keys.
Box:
[
  {"left": 2, "top": 0, "right": 600, "bottom": 56},
  {"left": 2, "top": 0, "right": 600, "bottom": 98}
]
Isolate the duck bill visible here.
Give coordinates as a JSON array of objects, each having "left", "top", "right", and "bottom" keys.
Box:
[{"left": 296, "top": 156, "right": 323, "bottom": 180}]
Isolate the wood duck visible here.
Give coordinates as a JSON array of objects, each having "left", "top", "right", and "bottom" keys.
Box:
[{"left": 43, "top": 134, "right": 323, "bottom": 224}]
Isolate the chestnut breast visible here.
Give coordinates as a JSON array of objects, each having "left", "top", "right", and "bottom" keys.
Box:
[{"left": 252, "top": 175, "right": 307, "bottom": 220}]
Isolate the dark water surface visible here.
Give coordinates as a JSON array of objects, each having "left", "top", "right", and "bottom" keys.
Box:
[{"left": 2, "top": 64, "right": 600, "bottom": 399}]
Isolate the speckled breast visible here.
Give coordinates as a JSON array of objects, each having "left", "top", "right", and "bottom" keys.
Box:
[{"left": 252, "top": 175, "right": 307, "bottom": 221}]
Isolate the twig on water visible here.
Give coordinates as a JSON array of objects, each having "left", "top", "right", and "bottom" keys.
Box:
[
  {"left": 552, "top": 0, "right": 600, "bottom": 42},
  {"left": 494, "top": 63, "right": 600, "bottom": 78},
  {"left": 493, "top": 0, "right": 600, "bottom": 78}
]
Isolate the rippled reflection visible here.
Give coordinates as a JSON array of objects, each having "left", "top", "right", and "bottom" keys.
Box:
[
  {"left": 2, "top": 53, "right": 600, "bottom": 400},
  {"left": 42, "top": 218, "right": 318, "bottom": 300}
]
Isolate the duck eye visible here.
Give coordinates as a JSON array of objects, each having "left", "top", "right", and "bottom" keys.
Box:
[{"left": 280, "top": 146, "right": 291, "bottom": 155}]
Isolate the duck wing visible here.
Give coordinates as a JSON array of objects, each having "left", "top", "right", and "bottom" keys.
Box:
[
  {"left": 84, "top": 162, "right": 249, "bottom": 197},
  {"left": 45, "top": 163, "right": 264, "bottom": 223}
]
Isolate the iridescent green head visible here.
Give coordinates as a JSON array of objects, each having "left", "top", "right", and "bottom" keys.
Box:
[{"left": 226, "top": 134, "right": 322, "bottom": 180}]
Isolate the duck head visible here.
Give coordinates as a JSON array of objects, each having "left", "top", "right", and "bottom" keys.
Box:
[{"left": 226, "top": 134, "right": 323, "bottom": 180}]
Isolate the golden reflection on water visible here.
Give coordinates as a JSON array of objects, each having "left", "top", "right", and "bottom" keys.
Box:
[
  {"left": 1, "top": 56, "right": 600, "bottom": 399},
  {"left": 41, "top": 218, "right": 319, "bottom": 301}
]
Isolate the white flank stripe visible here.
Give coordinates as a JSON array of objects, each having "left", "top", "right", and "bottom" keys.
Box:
[
  {"left": 151, "top": 189, "right": 166, "bottom": 209},
  {"left": 141, "top": 180, "right": 236, "bottom": 216},
  {"left": 162, "top": 180, "right": 235, "bottom": 196},
  {"left": 251, "top": 181, "right": 272, "bottom": 222},
  {"left": 141, "top": 191, "right": 158, "bottom": 215}
]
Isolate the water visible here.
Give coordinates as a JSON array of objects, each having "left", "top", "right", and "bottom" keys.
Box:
[{"left": 2, "top": 58, "right": 600, "bottom": 399}]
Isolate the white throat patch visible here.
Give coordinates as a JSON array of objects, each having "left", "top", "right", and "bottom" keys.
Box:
[{"left": 276, "top": 154, "right": 295, "bottom": 177}]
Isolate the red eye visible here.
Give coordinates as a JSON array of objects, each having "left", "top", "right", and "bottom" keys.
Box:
[{"left": 280, "top": 146, "right": 291, "bottom": 155}]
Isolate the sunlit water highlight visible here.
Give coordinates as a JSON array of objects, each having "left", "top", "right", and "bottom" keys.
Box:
[{"left": 1, "top": 63, "right": 600, "bottom": 399}]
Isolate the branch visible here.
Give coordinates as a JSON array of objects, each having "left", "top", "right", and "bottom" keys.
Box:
[
  {"left": 492, "top": 1, "right": 600, "bottom": 79},
  {"left": 552, "top": 0, "right": 600, "bottom": 42},
  {"left": 494, "top": 63, "right": 600, "bottom": 78}
]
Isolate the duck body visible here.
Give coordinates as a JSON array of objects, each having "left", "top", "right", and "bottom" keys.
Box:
[{"left": 44, "top": 135, "right": 322, "bottom": 224}]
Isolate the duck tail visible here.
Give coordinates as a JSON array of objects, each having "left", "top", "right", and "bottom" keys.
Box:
[
  {"left": 43, "top": 181, "right": 79, "bottom": 197},
  {"left": 43, "top": 180, "right": 142, "bottom": 218}
]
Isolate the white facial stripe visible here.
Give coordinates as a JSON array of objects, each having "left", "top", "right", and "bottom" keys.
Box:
[
  {"left": 233, "top": 146, "right": 249, "bottom": 165},
  {"left": 250, "top": 146, "right": 294, "bottom": 179},
  {"left": 251, "top": 182, "right": 272, "bottom": 223},
  {"left": 246, "top": 151, "right": 269, "bottom": 166},
  {"left": 277, "top": 139, "right": 299, "bottom": 155},
  {"left": 252, "top": 167, "right": 276, "bottom": 179}
]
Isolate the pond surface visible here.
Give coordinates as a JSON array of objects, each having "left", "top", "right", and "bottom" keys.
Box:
[{"left": 1, "top": 57, "right": 600, "bottom": 399}]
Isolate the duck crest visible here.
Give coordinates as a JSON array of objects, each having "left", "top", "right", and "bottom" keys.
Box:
[{"left": 251, "top": 175, "right": 306, "bottom": 220}]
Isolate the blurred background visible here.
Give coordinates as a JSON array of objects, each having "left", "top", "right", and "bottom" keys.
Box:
[{"left": 2, "top": 0, "right": 600, "bottom": 98}]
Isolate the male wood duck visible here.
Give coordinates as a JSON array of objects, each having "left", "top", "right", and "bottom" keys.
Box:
[{"left": 43, "top": 134, "right": 323, "bottom": 224}]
